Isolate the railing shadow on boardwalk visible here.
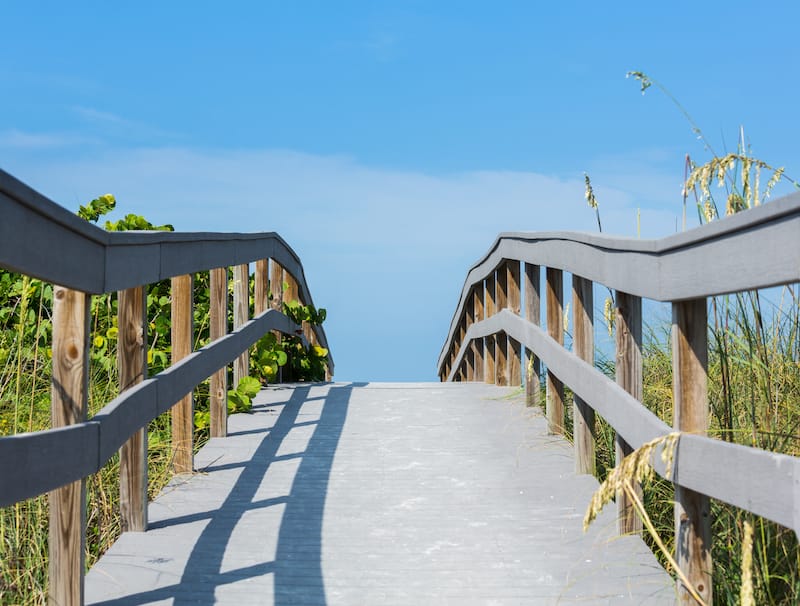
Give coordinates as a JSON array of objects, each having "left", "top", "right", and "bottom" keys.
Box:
[{"left": 90, "top": 383, "right": 363, "bottom": 606}]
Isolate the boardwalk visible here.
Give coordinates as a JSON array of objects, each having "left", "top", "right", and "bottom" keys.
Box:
[{"left": 85, "top": 383, "right": 675, "bottom": 605}]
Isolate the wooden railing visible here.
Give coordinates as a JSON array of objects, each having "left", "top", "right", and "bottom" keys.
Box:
[
  {"left": 0, "top": 169, "right": 333, "bottom": 605},
  {"left": 438, "top": 192, "right": 800, "bottom": 604}
]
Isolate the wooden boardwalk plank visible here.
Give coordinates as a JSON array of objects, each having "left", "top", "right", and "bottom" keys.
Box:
[{"left": 85, "top": 383, "right": 675, "bottom": 605}]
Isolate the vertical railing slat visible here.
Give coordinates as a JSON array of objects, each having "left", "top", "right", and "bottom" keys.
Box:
[
  {"left": 485, "top": 275, "right": 496, "bottom": 383},
  {"left": 615, "top": 291, "right": 644, "bottom": 534},
  {"left": 673, "top": 298, "right": 712, "bottom": 604},
  {"left": 572, "top": 276, "right": 595, "bottom": 475},
  {"left": 233, "top": 264, "right": 249, "bottom": 388},
  {"left": 524, "top": 263, "right": 541, "bottom": 407},
  {"left": 118, "top": 285, "right": 148, "bottom": 532},
  {"left": 495, "top": 263, "right": 508, "bottom": 385},
  {"left": 473, "top": 286, "right": 485, "bottom": 381},
  {"left": 545, "top": 267, "right": 564, "bottom": 434},
  {"left": 507, "top": 261, "right": 521, "bottom": 386},
  {"left": 49, "top": 285, "right": 90, "bottom": 606},
  {"left": 210, "top": 267, "right": 228, "bottom": 438},
  {"left": 171, "top": 274, "right": 193, "bottom": 474}
]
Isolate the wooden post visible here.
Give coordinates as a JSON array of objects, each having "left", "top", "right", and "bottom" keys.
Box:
[
  {"left": 507, "top": 261, "right": 521, "bottom": 386},
  {"left": 210, "top": 267, "right": 228, "bottom": 438},
  {"left": 673, "top": 298, "right": 712, "bottom": 604},
  {"left": 524, "top": 263, "right": 541, "bottom": 407},
  {"left": 284, "top": 271, "right": 298, "bottom": 304},
  {"left": 118, "top": 286, "right": 147, "bottom": 532},
  {"left": 255, "top": 259, "right": 269, "bottom": 316},
  {"left": 49, "top": 285, "right": 89, "bottom": 606},
  {"left": 466, "top": 295, "right": 475, "bottom": 381},
  {"left": 473, "top": 286, "right": 484, "bottom": 382},
  {"left": 484, "top": 275, "right": 496, "bottom": 383},
  {"left": 171, "top": 274, "right": 193, "bottom": 474},
  {"left": 495, "top": 264, "right": 508, "bottom": 385},
  {"left": 270, "top": 259, "right": 284, "bottom": 382},
  {"left": 546, "top": 267, "right": 564, "bottom": 434},
  {"left": 572, "top": 276, "right": 595, "bottom": 476},
  {"left": 233, "top": 264, "right": 249, "bottom": 388},
  {"left": 615, "top": 291, "right": 644, "bottom": 534}
]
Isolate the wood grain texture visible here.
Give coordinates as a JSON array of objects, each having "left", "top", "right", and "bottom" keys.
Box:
[
  {"left": 118, "top": 286, "right": 148, "bottom": 533},
  {"left": 49, "top": 286, "right": 90, "bottom": 606},
  {"left": 672, "top": 299, "right": 712, "bottom": 604},
  {"left": 615, "top": 291, "right": 644, "bottom": 535},
  {"left": 546, "top": 268, "right": 564, "bottom": 434},
  {"left": 495, "top": 331, "right": 508, "bottom": 386},
  {"left": 233, "top": 264, "right": 250, "bottom": 389},
  {"left": 509, "top": 337, "right": 521, "bottom": 386},
  {"left": 572, "top": 276, "right": 595, "bottom": 476},
  {"left": 210, "top": 267, "right": 228, "bottom": 438},
  {"left": 472, "top": 287, "right": 484, "bottom": 382},
  {"left": 524, "top": 263, "right": 541, "bottom": 407},
  {"left": 255, "top": 259, "right": 268, "bottom": 315},
  {"left": 171, "top": 275, "right": 194, "bottom": 474},
  {"left": 270, "top": 259, "right": 284, "bottom": 382},
  {"left": 484, "top": 276, "right": 496, "bottom": 384}
]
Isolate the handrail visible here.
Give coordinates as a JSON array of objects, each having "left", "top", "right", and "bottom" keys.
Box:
[
  {"left": 0, "top": 168, "right": 334, "bottom": 605},
  {"left": 438, "top": 190, "right": 800, "bottom": 371},
  {"left": 437, "top": 192, "right": 800, "bottom": 603},
  {"left": 0, "top": 167, "right": 332, "bottom": 360}
]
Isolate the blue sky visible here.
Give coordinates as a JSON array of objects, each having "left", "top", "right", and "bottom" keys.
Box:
[{"left": 2, "top": 2, "right": 799, "bottom": 381}]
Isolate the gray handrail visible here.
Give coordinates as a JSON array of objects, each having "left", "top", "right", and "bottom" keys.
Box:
[
  {"left": 438, "top": 191, "right": 800, "bottom": 372},
  {"left": 0, "top": 167, "right": 332, "bottom": 364}
]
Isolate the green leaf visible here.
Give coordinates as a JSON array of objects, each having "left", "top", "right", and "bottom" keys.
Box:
[{"left": 236, "top": 376, "right": 261, "bottom": 398}]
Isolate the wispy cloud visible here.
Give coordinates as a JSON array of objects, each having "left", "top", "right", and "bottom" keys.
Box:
[
  {"left": 0, "top": 129, "right": 99, "bottom": 150},
  {"left": 72, "top": 106, "right": 181, "bottom": 140}
]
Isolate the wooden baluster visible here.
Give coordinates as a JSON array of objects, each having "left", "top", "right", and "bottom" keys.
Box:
[
  {"left": 495, "top": 262, "right": 508, "bottom": 385},
  {"left": 507, "top": 261, "right": 521, "bottom": 386},
  {"left": 49, "top": 285, "right": 90, "bottom": 606},
  {"left": 210, "top": 267, "right": 228, "bottom": 438},
  {"left": 546, "top": 267, "right": 564, "bottom": 434},
  {"left": 465, "top": 295, "right": 475, "bottom": 381},
  {"left": 615, "top": 291, "right": 643, "bottom": 534},
  {"left": 473, "top": 286, "right": 485, "bottom": 381},
  {"left": 283, "top": 272, "right": 299, "bottom": 382},
  {"left": 255, "top": 259, "right": 269, "bottom": 316},
  {"left": 572, "top": 276, "right": 595, "bottom": 475},
  {"left": 118, "top": 286, "right": 147, "bottom": 532},
  {"left": 524, "top": 263, "right": 541, "bottom": 407},
  {"left": 673, "top": 298, "right": 712, "bottom": 604},
  {"left": 233, "top": 264, "right": 249, "bottom": 388},
  {"left": 270, "top": 259, "right": 284, "bottom": 382},
  {"left": 485, "top": 275, "right": 496, "bottom": 383},
  {"left": 171, "top": 274, "right": 193, "bottom": 474}
]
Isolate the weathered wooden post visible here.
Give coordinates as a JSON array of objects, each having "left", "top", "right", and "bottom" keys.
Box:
[
  {"left": 507, "top": 260, "right": 522, "bottom": 386},
  {"left": 233, "top": 264, "right": 249, "bottom": 388},
  {"left": 255, "top": 259, "right": 269, "bottom": 316},
  {"left": 465, "top": 296, "right": 474, "bottom": 380},
  {"left": 673, "top": 298, "right": 712, "bottom": 604},
  {"left": 524, "top": 263, "right": 541, "bottom": 407},
  {"left": 210, "top": 267, "right": 228, "bottom": 438},
  {"left": 270, "top": 259, "right": 284, "bottom": 382},
  {"left": 484, "top": 275, "right": 496, "bottom": 384},
  {"left": 49, "top": 285, "right": 90, "bottom": 606},
  {"left": 545, "top": 267, "right": 564, "bottom": 434},
  {"left": 572, "top": 276, "right": 595, "bottom": 475},
  {"left": 495, "top": 262, "right": 508, "bottom": 386},
  {"left": 615, "top": 291, "right": 643, "bottom": 533},
  {"left": 118, "top": 285, "right": 147, "bottom": 531},
  {"left": 472, "top": 285, "right": 485, "bottom": 381},
  {"left": 171, "top": 274, "right": 193, "bottom": 474}
]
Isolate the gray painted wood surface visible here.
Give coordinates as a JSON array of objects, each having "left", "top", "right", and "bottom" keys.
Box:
[
  {"left": 85, "top": 383, "right": 675, "bottom": 605},
  {"left": 0, "top": 169, "right": 332, "bottom": 367},
  {"left": 0, "top": 310, "right": 306, "bottom": 506},
  {"left": 446, "top": 311, "right": 800, "bottom": 536},
  {"left": 438, "top": 191, "right": 800, "bottom": 372}
]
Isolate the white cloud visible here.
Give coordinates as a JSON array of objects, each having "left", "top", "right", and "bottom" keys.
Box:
[{"left": 0, "top": 129, "right": 99, "bottom": 150}]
